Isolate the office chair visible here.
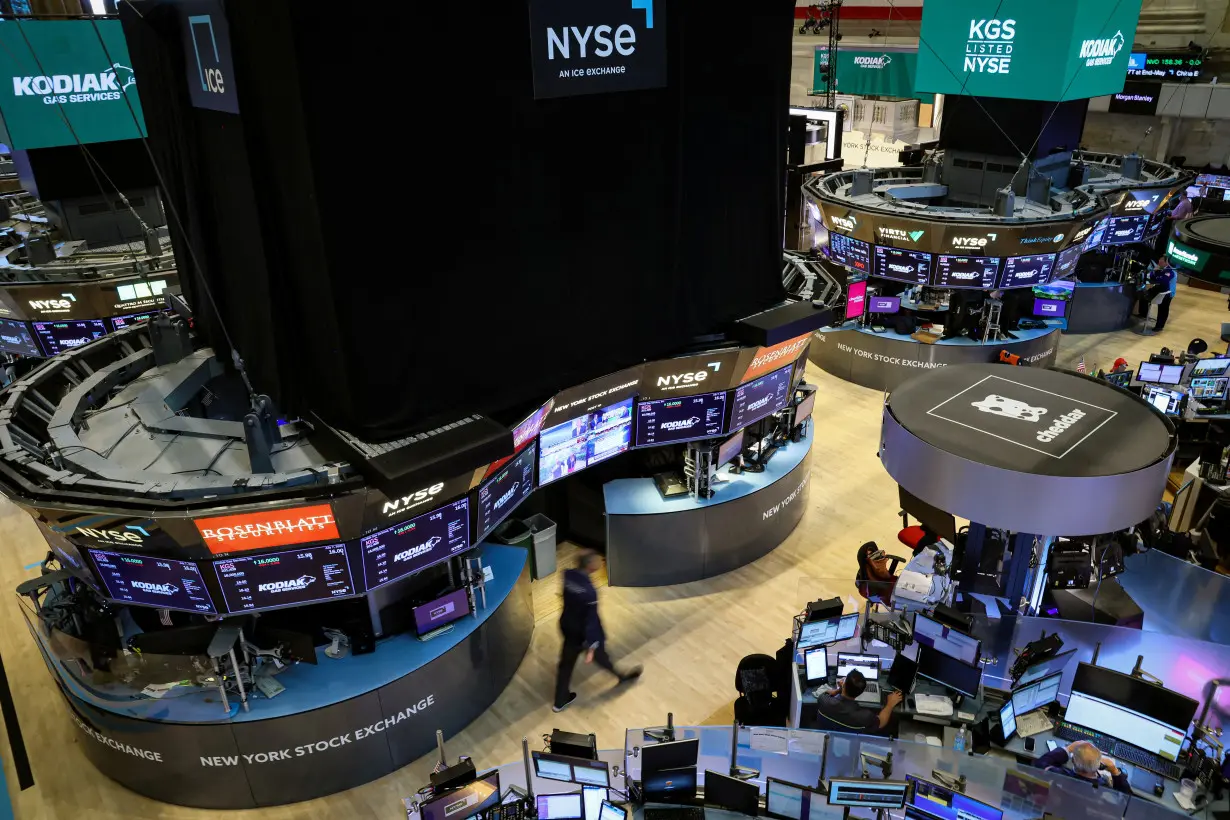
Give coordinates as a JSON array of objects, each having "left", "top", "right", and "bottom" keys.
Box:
[
  {"left": 734, "top": 654, "right": 787, "bottom": 727},
  {"left": 897, "top": 525, "right": 939, "bottom": 555},
  {"left": 1185, "top": 338, "right": 1210, "bottom": 364},
  {"left": 855, "top": 541, "right": 906, "bottom": 607}
]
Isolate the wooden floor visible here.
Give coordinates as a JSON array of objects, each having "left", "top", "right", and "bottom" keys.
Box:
[{"left": 0, "top": 287, "right": 1223, "bottom": 818}]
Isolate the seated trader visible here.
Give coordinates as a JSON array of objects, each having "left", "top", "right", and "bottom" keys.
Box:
[
  {"left": 1034, "top": 741, "right": 1132, "bottom": 794},
  {"left": 812, "top": 670, "right": 903, "bottom": 735}
]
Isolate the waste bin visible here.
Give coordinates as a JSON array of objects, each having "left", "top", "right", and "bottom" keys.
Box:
[
  {"left": 523, "top": 513, "right": 558, "bottom": 579},
  {"left": 492, "top": 519, "right": 532, "bottom": 550}
]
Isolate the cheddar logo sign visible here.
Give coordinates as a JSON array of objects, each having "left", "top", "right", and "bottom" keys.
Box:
[{"left": 529, "top": 0, "right": 667, "bottom": 99}]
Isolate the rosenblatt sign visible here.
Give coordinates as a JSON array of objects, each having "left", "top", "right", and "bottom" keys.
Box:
[{"left": 193, "top": 503, "right": 339, "bottom": 554}]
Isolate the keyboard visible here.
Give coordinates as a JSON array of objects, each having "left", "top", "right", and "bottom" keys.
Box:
[
  {"left": 645, "top": 808, "right": 705, "bottom": 820},
  {"left": 1053, "top": 722, "right": 1183, "bottom": 780},
  {"left": 1017, "top": 709, "right": 1053, "bottom": 738},
  {"left": 914, "top": 694, "right": 954, "bottom": 717}
]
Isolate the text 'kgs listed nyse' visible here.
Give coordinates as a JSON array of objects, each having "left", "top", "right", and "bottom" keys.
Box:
[{"left": 529, "top": 0, "right": 666, "bottom": 98}]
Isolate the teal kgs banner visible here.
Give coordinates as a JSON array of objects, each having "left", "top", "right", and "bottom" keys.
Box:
[
  {"left": 0, "top": 20, "right": 146, "bottom": 149},
  {"left": 914, "top": 0, "right": 1143, "bottom": 101},
  {"left": 813, "top": 49, "right": 935, "bottom": 104}
]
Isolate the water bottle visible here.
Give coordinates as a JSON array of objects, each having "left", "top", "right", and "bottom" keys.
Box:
[{"left": 954, "top": 725, "right": 966, "bottom": 753}]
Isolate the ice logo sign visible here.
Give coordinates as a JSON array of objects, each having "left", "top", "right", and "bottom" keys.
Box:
[{"left": 971, "top": 394, "right": 1047, "bottom": 423}]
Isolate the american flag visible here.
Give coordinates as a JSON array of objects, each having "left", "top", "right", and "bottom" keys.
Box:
[{"left": 1076, "top": 356, "right": 1086, "bottom": 374}]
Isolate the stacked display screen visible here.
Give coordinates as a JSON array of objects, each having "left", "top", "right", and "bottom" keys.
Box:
[
  {"left": 361, "top": 497, "right": 471, "bottom": 590},
  {"left": 635, "top": 390, "right": 728, "bottom": 447},
  {"left": 214, "top": 544, "right": 357, "bottom": 612},
  {"left": 33, "top": 319, "right": 107, "bottom": 355},
  {"left": 829, "top": 234, "right": 871, "bottom": 273},
  {"left": 997, "top": 255, "right": 1055, "bottom": 289},
  {"left": 477, "top": 443, "right": 536, "bottom": 541},
  {"left": 538, "top": 398, "right": 634, "bottom": 486},
  {"left": 0, "top": 318, "right": 40, "bottom": 356},
  {"left": 730, "top": 365, "right": 793, "bottom": 429},
  {"left": 934, "top": 255, "right": 999, "bottom": 289},
  {"left": 88, "top": 549, "right": 217, "bottom": 614},
  {"left": 873, "top": 246, "right": 932, "bottom": 285},
  {"left": 1104, "top": 215, "right": 1150, "bottom": 246}
]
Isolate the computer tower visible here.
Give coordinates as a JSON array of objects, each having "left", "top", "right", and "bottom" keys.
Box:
[
  {"left": 805, "top": 597, "right": 843, "bottom": 623},
  {"left": 550, "top": 729, "right": 598, "bottom": 760}
]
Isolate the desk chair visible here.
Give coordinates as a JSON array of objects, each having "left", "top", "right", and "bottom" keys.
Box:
[
  {"left": 1186, "top": 338, "right": 1210, "bottom": 363},
  {"left": 897, "top": 525, "right": 939, "bottom": 556},
  {"left": 855, "top": 541, "right": 906, "bottom": 608},
  {"left": 734, "top": 654, "right": 786, "bottom": 727}
]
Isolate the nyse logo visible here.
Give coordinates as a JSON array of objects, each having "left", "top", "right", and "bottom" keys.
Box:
[
  {"left": 1071, "top": 225, "right": 1093, "bottom": 244},
  {"left": 656, "top": 361, "right": 721, "bottom": 389},
  {"left": 531, "top": 0, "right": 664, "bottom": 98},
  {"left": 830, "top": 214, "right": 857, "bottom": 232},
  {"left": 548, "top": 24, "right": 638, "bottom": 60},
  {"left": 965, "top": 18, "right": 1016, "bottom": 75},
  {"left": 76, "top": 526, "right": 148, "bottom": 545},
  {"left": 1124, "top": 198, "right": 1149, "bottom": 211},
  {"left": 382, "top": 482, "right": 445, "bottom": 517},
  {"left": 952, "top": 234, "right": 996, "bottom": 249},
  {"left": 29, "top": 293, "right": 75, "bottom": 312}
]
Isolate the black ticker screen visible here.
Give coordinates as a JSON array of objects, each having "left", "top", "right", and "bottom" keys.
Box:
[
  {"left": 730, "top": 364, "right": 793, "bottom": 429},
  {"left": 1104, "top": 215, "right": 1150, "bottom": 246},
  {"left": 829, "top": 233, "right": 871, "bottom": 273},
  {"left": 109, "top": 311, "right": 163, "bottom": 331},
  {"left": 997, "top": 254, "right": 1055, "bottom": 288},
  {"left": 360, "top": 497, "right": 470, "bottom": 590},
  {"left": 477, "top": 443, "right": 536, "bottom": 541},
  {"left": 635, "top": 389, "right": 728, "bottom": 447},
  {"left": 1053, "top": 245, "right": 1084, "bottom": 278},
  {"left": 87, "top": 548, "right": 217, "bottom": 614},
  {"left": 33, "top": 319, "right": 107, "bottom": 356},
  {"left": 0, "top": 318, "right": 39, "bottom": 356},
  {"left": 214, "top": 544, "right": 356, "bottom": 612},
  {"left": 934, "top": 255, "right": 1000, "bottom": 289},
  {"left": 873, "top": 246, "right": 932, "bottom": 285}
]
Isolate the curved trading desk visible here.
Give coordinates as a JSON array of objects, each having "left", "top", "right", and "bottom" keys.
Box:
[
  {"left": 37, "top": 544, "right": 533, "bottom": 809},
  {"left": 603, "top": 428, "right": 812, "bottom": 587},
  {"left": 808, "top": 325, "right": 1061, "bottom": 392},
  {"left": 1065, "top": 281, "right": 1137, "bottom": 334}
]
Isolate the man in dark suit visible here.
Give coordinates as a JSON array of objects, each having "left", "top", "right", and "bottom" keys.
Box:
[{"left": 554, "top": 550, "right": 642, "bottom": 712}]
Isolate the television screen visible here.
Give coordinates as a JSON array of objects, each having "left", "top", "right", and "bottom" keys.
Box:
[
  {"left": 538, "top": 397, "right": 634, "bottom": 486},
  {"left": 845, "top": 280, "right": 867, "bottom": 320},
  {"left": 869, "top": 296, "right": 901, "bottom": 314},
  {"left": 729, "top": 364, "right": 793, "bottom": 429},
  {"left": 873, "top": 246, "right": 933, "bottom": 285},
  {"left": 934, "top": 255, "right": 1000, "bottom": 289},
  {"left": 716, "top": 428, "right": 745, "bottom": 467},
  {"left": 1032, "top": 280, "right": 1075, "bottom": 301},
  {"left": 413, "top": 587, "right": 471, "bottom": 635},
  {"left": 1084, "top": 218, "right": 1110, "bottom": 250},
  {"left": 1137, "top": 361, "right": 1162, "bottom": 383},
  {"left": 829, "top": 233, "right": 871, "bottom": 273},
  {"left": 1033, "top": 298, "right": 1066, "bottom": 318},
  {"left": 997, "top": 254, "right": 1055, "bottom": 288},
  {"left": 476, "top": 442, "right": 536, "bottom": 541},
  {"left": 635, "top": 390, "right": 728, "bottom": 447},
  {"left": 1104, "top": 215, "right": 1150, "bottom": 245},
  {"left": 1053, "top": 245, "right": 1084, "bottom": 278},
  {"left": 1108, "top": 83, "right": 1160, "bottom": 116},
  {"left": 1144, "top": 386, "right": 1183, "bottom": 416},
  {"left": 361, "top": 497, "right": 471, "bottom": 590},
  {"left": 214, "top": 543, "right": 357, "bottom": 613},
  {"left": 33, "top": 319, "right": 107, "bottom": 356},
  {"left": 87, "top": 549, "right": 217, "bottom": 614},
  {"left": 0, "top": 318, "right": 39, "bottom": 357}
]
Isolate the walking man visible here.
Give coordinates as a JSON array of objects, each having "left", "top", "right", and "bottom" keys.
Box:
[{"left": 554, "top": 550, "right": 642, "bottom": 712}]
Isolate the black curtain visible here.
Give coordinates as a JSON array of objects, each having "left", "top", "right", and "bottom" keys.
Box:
[{"left": 125, "top": 0, "right": 792, "bottom": 441}]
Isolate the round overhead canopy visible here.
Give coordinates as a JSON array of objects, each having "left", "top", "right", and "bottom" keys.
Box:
[{"left": 881, "top": 364, "right": 1175, "bottom": 536}]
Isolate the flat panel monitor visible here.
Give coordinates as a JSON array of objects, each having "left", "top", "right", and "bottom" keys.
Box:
[
  {"left": 804, "top": 646, "right": 828, "bottom": 685},
  {"left": 765, "top": 778, "right": 845, "bottom": 820},
  {"left": 905, "top": 775, "right": 1003, "bottom": 820},
  {"left": 1017, "top": 648, "right": 1077, "bottom": 686},
  {"left": 636, "top": 390, "right": 728, "bottom": 448},
  {"left": 798, "top": 613, "right": 858, "bottom": 648},
  {"left": 704, "top": 770, "right": 760, "bottom": 817},
  {"left": 0, "top": 318, "right": 39, "bottom": 356},
  {"left": 213, "top": 543, "right": 357, "bottom": 613},
  {"left": 869, "top": 296, "right": 901, "bottom": 314},
  {"left": 573, "top": 759, "right": 611, "bottom": 787},
  {"left": 599, "top": 802, "right": 627, "bottom": 820},
  {"left": 999, "top": 700, "right": 1017, "bottom": 741},
  {"left": 108, "top": 311, "right": 162, "bottom": 331},
  {"left": 1104, "top": 215, "right": 1150, "bottom": 245},
  {"left": 1011, "top": 671, "right": 1062, "bottom": 716},
  {"left": 1193, "top": 358, "right": 1230, "bottom": 377},
  {"left": 716, "top": 428, "right": 745, "bottom": 467},
  {"left": 1144, "top": 386, "right": 1183, "bottom": 416},
  {"left": 794, "top": 392, "right": 816, "bottom": 425},
  {"left": 836, "top": 653, "right": 880, "bottom": 679},
  {"left": 536, "top": 793, "right": 584, "bottom": 820},
  {"left": 873, "top": 246, "right": 933, "bottom": 286},
  {"left": 1033, "top": 298, "right": 1066, "bottom": 319},
  {"left": 642, "top": 737, "right": 700, "bottom": 777},
  {"left": 421, "top": 770, "right": 501, "bottom": 820},
  {"left": 1071, "top": 662, "right": 1199, "bottom": 736},
  {"left": 642, "top": 766, "right": 696, "bottom": 804},
  {"left": 1084, "top": 217, "right": 1110, "bottom": 250},
  {"left": 916, "top": 645, "right": 982, "bottom": 698},
  {"left": 538, "top": 397, "right": 634, "bottom": 486},
  {"left": 412, "top": 587, "right": 470, "bottom": 636},
  {"left": 360, "top": 497, "right": 470, "bottom": 591},
  {"left": 33, "top": 318, "right": 107, "bottom": 356},
  {"left": 997, "top": 254, "right": 1055, "bottom": 289},
  {"left": 1137, "top": 361, "right": 1163, "bottom": 383},
  {"left": 1190, "top": 377, "right": 1229, "bottom": 401},
  {"left": 729, "top": 364, "right": 792, "bottom": 430},
  {"left": 583, "top": 786, "right": 608, "bottom": 820},
  {"left": 532, "top": 750, "right": 576, "bottom": 783},
  {"left": 476, "top": 442, "right": 536, "bottom": 541},
  {"left": 912, "top": 613, "right": 980, "bottom": 664},
  {"left": 1157, "top": 364, "right": 1185, "bottom": 385},
  {"left": 1102, "top": 371, "right": 1132, "bottom": 389},
  {"left": 846, "top": 280, "right": 867, "bottom": 320},
  {"left": 1065, "top": 691, "right": 1186, "bottom": 761},
  {"left": 1053, "top": 245, "right": 1084, "bottom": 278},
  {"left": 826, "top": 779, "right": 908, "bottom": 809},
  {"left": 86, "top": 549, "right": 216, "bottom": 614},
  {"left": 934, "top": 255, "right": 1000, "bottom": 289},
  {"left": 829, "top": 233, "right": 871, "bottom": 273}
]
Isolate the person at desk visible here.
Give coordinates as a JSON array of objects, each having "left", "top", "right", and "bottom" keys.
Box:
[
  {"left": 814, "top": 670, "right": 903, "bottom": 735},
  {"left": 1034, "top": 740, "right": 1132, "bottom": 795}
]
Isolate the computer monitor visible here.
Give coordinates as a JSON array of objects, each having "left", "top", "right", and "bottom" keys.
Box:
[
  {"left": 1102, "top": 370, "right": 1132, "bottom": 389},
  {"left": 798, "top": 613, "right": 858, "bottom": 648},
  {"left": 532, "top": 751, "right": 611, "bottom": 787},
  {"left": 421, "top": 770, "right": 501, "bottom": 820},
  {"left": 795, "top": 392, "right": 817, "bottom": 425},
  {"left": 642, "top": 737, "right": 700, "bottom": 778},
  {"left": 886, "top": 653, "right": 918, "bottom": 693},
  {"left": 804, "top": 646, "right": 828, "bottom": 686},
  {"left": 643, "top": 766, "right": 697, "bottom": 804},
  {"left": 1137, "top": 361, "right": 1163, "bottom": 383},
  {"left": 869, "top": 295, "right": 901, "bottom": 314},
  {"left": 905, "top": 775, "right": 1003, "bottom": 820},
  {"left": 1070, "top": 662, "right": 1198, "bottom": 739},
  {"left": 413, "top": 587, "right": 471, "bottom": 636},
  {"left": 835, "top": 653, "right": 881, "bottom": 680},
  {"left": 1011, "top": 671, "right": 1062, "bottom": 716},
  {"left": 537, "top": 793, "right": 584, "bottom": 820},
  {"left": 704, "top": 770, "right": 760, "bottom": 817},
  {"left": 573, "top": 759, "right": 610, "bottom": 787},
  {"left": 1190, "top": 377, "right": 1229, "bottom": 401},
  {"left": 1144, "top": 386, "right": 1184, "bottom": 416},
  {"left": 1157, "top": 364, "right": 1185, "bottom": 385},
  {"left": 599, "top": 802, "right": 627, "bottom": 820},
  {"left": 717, "top": 428, "right": 745, "bottom": 468},
  {"left": 999, "top": 700, "right": 1017, "bottom": 741},
  {"left": 765, "top": 778, "right": 846, "bottom": 820},
  {"left": 916, "top": 645, "right": 983, "bottom": 698},
  {"left": 583, "top": 786, "right": 608, "bottom": 820},
  {"left": 1065, "top": 693, "right": 1186, "bottom": 760},
  {"left": 1017, "top": 648, "right": 1077, "bottom": 686},
  {"left": 1192, "top": 358, "right": 1230, "bottom": 377},
  {"left": 912, "top": 613, "right": 980, "bottom": 664},
  {"left": 826, "top": 779, "right": 909, "bottom": 808}
]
